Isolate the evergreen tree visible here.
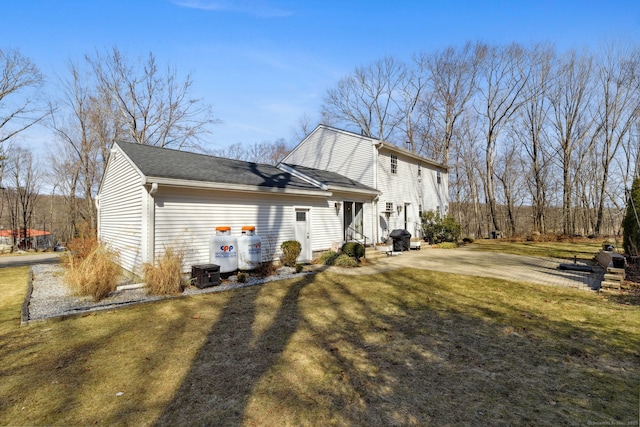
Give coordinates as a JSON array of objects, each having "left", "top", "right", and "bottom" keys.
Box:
[{"left": 623, "top": 177, "right": 640, "bottom": 256}]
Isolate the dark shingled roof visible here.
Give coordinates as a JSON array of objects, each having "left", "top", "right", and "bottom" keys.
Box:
[
  {"left": 282, "top": 163, "right": 379, "bottom": 194},
  {"left": 116, "top": 141, "right": 323, "bottom": 192}
]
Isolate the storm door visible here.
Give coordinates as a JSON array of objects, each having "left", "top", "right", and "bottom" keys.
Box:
[{"left": 343, "top": 201, "right": 363, "bottom": 241}]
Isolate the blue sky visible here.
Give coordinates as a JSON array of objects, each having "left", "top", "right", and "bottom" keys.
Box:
[{"left": 3, "top": 0, "right": 640, "bottom": 153}]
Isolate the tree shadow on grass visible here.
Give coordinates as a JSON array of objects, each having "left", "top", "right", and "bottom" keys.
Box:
[
  {"left": 153, "top": 268, "right": 639, "bottom": 426},
  {"left": 154, "top": 274, "right": 314, "bottom": 426}
]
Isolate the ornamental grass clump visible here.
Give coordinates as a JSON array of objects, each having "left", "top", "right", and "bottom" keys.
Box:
[
  {"left": 63, "top": 244, "right": 120, "bottom": 301},
  {"left": 143, "top": 247, "right": 186, "bottom": 295}
]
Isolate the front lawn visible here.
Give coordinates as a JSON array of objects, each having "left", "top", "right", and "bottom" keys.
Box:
[{"left": 1, "top": 261, "right": 638, "bottom": 425}]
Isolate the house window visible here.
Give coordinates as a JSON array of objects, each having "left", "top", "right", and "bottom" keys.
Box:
[
  {"left": 296, "top": 211, "right": 306, "bottom": 222},
  {"left": 437, "top": 169, "right": 442, "bottom": 184},
  {"left": 418, "top": 204, "right": 423, "bottom": 219},
  {"left": 417, "top": 163, "right": 421, "bottom": 177},
  {"left": 386, "top": 202, "right": 393, "bottom": 212},
  {"left": 391, "top": 154, "right": 397, "bottom": 174}
]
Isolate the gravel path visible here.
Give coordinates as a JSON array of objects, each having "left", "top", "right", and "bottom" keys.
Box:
[{"left": 27, "top": 264, "right": 312, "bottom": 322}]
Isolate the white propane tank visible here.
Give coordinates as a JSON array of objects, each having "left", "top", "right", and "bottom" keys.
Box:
[
  {"left": 238, "top": 226, "right": 261, "bottom": 271},
  {"left": 210, "top": 226, "right": 238, "bottom": 273}
]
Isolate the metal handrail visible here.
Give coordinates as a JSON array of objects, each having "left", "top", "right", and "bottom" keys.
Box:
[{"left": 345, "top": 226, "right": 370, "bottom": 247}]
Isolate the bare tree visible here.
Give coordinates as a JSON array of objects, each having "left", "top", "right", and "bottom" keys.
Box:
[
  {"left": 0, "top": 48, "right": 46, "bottom": 147},
  {"left": 4, "top": 146, "right": 40, "bottom": 249},
  {"left": 475, "top": 43, "right": 531, "bottom": 234},
  {"left": 50, "top": 62, "right": 104, "bottom": 231},
  {"left": 591, "top": 43, "right": 640, "bottom": 235},
  {"left": 511, "top": 44, "right": 556, "bottom": 234},
  {"left": 416, "top": 42, "right": 480, "bottom": 163},
  {"left": 547, "top": 50, "right": 596, "bottom": 235},
  {"left": 88, "top": 47, "right": 217, "bottom": 149},
  {"left": 212, "top": 138, "right": 291, "bottom": 165},
  {"left": 322, "top": 56, "right": 406, "bottom": 141}
]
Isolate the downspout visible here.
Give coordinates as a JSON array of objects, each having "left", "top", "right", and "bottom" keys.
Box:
[
  {"left": 94, "top": 195, "right": 101, "bottom": 240},
  {"left": 147, "top": 183, "right": 158, "bottom": 264},
  {"left": 373, "top": 142, "right": 380, "bottom": 244}
]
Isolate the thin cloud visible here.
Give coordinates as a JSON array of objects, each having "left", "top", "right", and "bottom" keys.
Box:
[{"left": 172, "top": 0, "right": 294, "bottom": 18}]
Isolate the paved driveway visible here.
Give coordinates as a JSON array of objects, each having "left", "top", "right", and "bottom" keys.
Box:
[
  {"left": 338, "top": 247, "right": 604, "bottom": 291},
  {"left": 0, "top": 253, "right": 61, "bottom": 268}
]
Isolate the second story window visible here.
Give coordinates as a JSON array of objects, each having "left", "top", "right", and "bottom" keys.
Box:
[
  {"left": 391, "top": 154, "right": 398, "bottom": 174},
  {"left": 417, "top": 163, "right": 421, "bottom": 177},
  {"left": 437, "top": 169, "right": 442, "bottom": 184}
]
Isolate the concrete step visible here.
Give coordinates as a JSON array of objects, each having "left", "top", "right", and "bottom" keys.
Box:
[
  {"left": 601, "top": 280, "right": 622, "bottom": 290},
  {"left": 603, "top": 273, "right": 624, "bottom": 282},
  {"left": 365, "top": 247, "right": 387, "bottom": 261},
  {"left": 607, "top": 267, "right": 625, "bottom": 275}
]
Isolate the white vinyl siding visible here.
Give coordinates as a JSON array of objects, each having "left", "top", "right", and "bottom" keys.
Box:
[
  {"left": 283, "top": 126, "right": 375, "bottom": 188},
  {"left": 153, "top": 188, "right": 344, "bottom": 271},
  {"left": 98, "top": 149, "right": 144, "bottom": 273},
  {"left": 377, "top": 148, "right": 447, "bottom": 239}
]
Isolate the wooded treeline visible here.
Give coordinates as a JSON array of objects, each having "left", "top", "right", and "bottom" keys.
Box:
[
  {"left": 321, "top": 42, "right": 640, "bottom": 238},
  {"left": 1, "top": 42, "right": 639, "bottom": 249}
]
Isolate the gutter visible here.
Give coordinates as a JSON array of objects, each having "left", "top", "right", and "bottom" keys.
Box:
[{"left": 144, "top": 176, "right": 331, "bottom": 198}]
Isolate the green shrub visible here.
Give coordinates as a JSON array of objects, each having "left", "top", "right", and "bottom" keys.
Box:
[
  {"left": 341, "top": 242, "right": 365, "bottom": 259},
  {"left": 295, "top": 264, "right": 304, "bottom": 273},
  {"left": 318, "top": 251, "right": 340, "bottom": 265},
  {"left": 421, "top": 210, "right": 462, "bottom": 244},
  {"left": 143, "top": 246, "right": 186, "bottom": 295},
  {"left": 333, "top": 254, "right": 358, "bottom": 267},
  {"left": 281, "top": 240, "right": 302, "bottom": 267}
]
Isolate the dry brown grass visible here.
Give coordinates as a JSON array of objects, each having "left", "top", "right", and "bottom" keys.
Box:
[
  {"left": 143, "top": 247, "right": 187, "bottom": 295},
  {"left": 1, "top": 245, "right": 639, "bottom": 425},
  {"left": 63, "top": 224, "right": 99, "bottom": 265},
  {"left": 63, "top": 244, "right": 120, "bottom": 301}
]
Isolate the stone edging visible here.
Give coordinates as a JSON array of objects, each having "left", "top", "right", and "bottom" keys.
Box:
[{"left": 21, "top": 267, "right": 33, "bottom": 326}]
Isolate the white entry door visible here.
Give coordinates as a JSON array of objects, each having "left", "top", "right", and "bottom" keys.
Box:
[{"left": 294, "top": 208, "right": 311, "bottom": 261}]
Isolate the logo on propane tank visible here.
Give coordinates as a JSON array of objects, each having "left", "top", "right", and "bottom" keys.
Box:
[
  {"left": 248, "top": 242, "right": 261, "bottom": 254},
  {"left": 215, "top": 245, "right": 236, "bottom": 258}
]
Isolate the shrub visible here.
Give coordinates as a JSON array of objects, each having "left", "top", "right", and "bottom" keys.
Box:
[
  {"left": 462, "top": 237, "right": 474, "bottom": 244},
  {"left": 341, "top": 242, "right": 365, "bottom": 260},
  {"left": 421, "top": 210, "right": 461, "bottom": 244},
  {"left": 333, "top": 254, "right": 358, "bottom": 268},
  {"left": 623, "top": 177, "right": 640, "bottom": 256},
  {"left": 318, "top": 251, "right": 340, "bottom": 265},
  {"left": 64, "top": 244, "right": 120, "bottom": 301},
  {"left": 438, "top": 242, "right": 459, "bottom": 249},
  {"left": 237, "top": 272, "right": 247, "bottom": 283},
  {"left": 142, "top": 246, "right": 186, "bottom": 295},
  {"left": 281, "top": 240, "right": 301, "bottom": 267}
]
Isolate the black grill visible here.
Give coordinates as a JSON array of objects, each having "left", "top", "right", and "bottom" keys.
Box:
[{"left": 389, "top": 229, "right": 411, "bottom": 251}]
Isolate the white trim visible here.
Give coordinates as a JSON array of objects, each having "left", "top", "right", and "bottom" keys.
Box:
[
  {"left": 277, "top": 163, "right": 328, "bottom": 190},
  {"left": 293, "top": 206, "right": 312, "bottom": 262},
  {"left": 144, "top": 176, "right": 331, "bottom": 197}
]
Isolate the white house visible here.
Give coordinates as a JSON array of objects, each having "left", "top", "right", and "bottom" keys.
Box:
[
  {"left": 97, "top": 125, "right": 447, "bottom": 274},
  {"left": 282, "top": 125, "right": 449, "bottom": 243}
]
